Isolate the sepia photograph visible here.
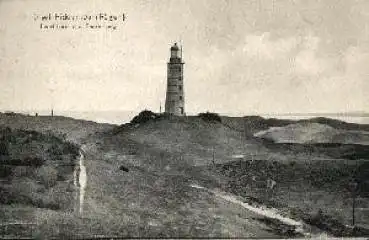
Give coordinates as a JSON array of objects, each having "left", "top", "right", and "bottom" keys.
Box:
[{"left": 0, "top": 0, "right": 368, "bottom": 239}]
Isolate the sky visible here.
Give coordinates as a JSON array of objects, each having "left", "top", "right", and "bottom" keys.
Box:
[{"left": 0, "top": 0, "right": 368, "bottom": 116}]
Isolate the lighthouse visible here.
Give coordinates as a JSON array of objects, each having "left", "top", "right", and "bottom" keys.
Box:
[{"left": 165, "top": 43, "right": 185, "bottom": 116}]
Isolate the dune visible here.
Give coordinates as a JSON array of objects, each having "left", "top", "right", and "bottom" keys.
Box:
[{"left": 254, "top": 122, "right": 369, "bottom": 145}]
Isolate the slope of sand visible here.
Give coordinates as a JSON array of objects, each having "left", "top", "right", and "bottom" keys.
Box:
[{"left": 254, "top": 122, "right": 369, "bottom": 145}]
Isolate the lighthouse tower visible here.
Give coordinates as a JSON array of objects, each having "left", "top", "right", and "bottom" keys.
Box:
[{"left": 165, "top": 43, "right": 185, "bottom": 116}]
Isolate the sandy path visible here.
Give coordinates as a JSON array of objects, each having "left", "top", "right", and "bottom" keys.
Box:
[
  {"left": 73, "top": 147, "right": 88, "bottom": 215},
  {"left": 190, "top": 183, "right": 331, "bottom": 238}
]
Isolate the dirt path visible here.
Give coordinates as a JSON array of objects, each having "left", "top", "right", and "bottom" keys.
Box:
[
  {"left": 190, "top": 183, "right": 331, "bottom": 238},
  {"left": 73, "top": 147, "right": 88, "bottom": 216}
]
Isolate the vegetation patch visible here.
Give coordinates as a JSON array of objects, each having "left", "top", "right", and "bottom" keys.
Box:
[
  {"left": 215, "top": 159, "right": 369, "bottom": 236},
  {"left": 130, "top": 110, "right": 160, "bottom": 125},
  {"left": 119, "top": 165, "right": 129, "bottom": 172},
  {"left": 198, "top": 112, "right": 222, "bottom": 123},
  {"left": 0, "top": 126, "right": 79, "bottom": 210}
]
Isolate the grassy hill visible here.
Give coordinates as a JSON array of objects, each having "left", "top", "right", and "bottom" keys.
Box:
[
  {"left": 214, "top": 158, "right": 369, "bottom": 235},
  {"left": 0, "top": 112, "right": 115, "bottom": 144},
  {"left": 108, "top": 113, "right": 369, "bottom": 234},
  {"left": 222, "top": 115, "right": 369, "bottom": 135},
  {"left": 1, "top": 111, "right": 368, "bottom": 238},
  {"left": 109, "top": 115, "right": 262, "bottom": 168},
  {"left": 0, "top": 125, "right": 80, "bottom": 238},
  {"left": 222, "top": 116, "right": 295, "bottom": 134},
  {"left": 0, "top": 113, "right": 116, "bottom": 238}
]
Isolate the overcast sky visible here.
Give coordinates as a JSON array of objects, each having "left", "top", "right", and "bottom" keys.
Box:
[{"left": 0, "top": 0, "right": 368, "bottom": 115}]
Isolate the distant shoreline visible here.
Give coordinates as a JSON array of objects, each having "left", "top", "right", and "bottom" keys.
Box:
[
  {"left": 261, "top": 112, "right": 369, "bottom": 118},
  {"left": 1, "top": 110, "right": 368, "bottom": 125}
]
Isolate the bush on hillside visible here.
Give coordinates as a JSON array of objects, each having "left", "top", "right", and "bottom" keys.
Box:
[
  {"left": 4, "top": 111, "right": 16, "bottom": 116},
  {"left": 47, "top": 143, "right": 64, "bottom": 160},
  {"left": 119, "top": 165, "right": 129, "bottom": 172},
  {"left": 130, "top": 110, "right": 159, "bottom": 124},
  {"left": 198, "top": 112, "right": 222, "bottom": 123},
  {"left": 0, "top": 127, "right": 13, "bottom": 146},
  {"left": 0, "top": 165, "right": 12, "bottom": 178},
  {"left": 0, "top": 141, "right": 9, "bottom": 156},
  {"left": 35, "top": 166, "right": 58, "bottom": 188}
]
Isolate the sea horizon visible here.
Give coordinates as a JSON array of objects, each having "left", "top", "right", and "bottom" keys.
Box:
[{"left": 1, "top": 109, "right": 369, "bottom": 125}]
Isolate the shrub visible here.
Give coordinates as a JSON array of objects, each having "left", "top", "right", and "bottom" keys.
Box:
[
  {"left": 119, "top": 165, "right": 129, "bottom": 172},
  {"left": 0, "top": 165, "right": 12, "bottom": 178},
  {"left": 23, "top": 156, "right": 44, "bottom": 166},
  {"left": 130, "top": 110, "right": 158, "bottom": 124},
  {"left": 0, "top": 127, "right": 11, "bottom": 136},
  {"left": 35, "top": 166, "right": 58, "bottom": 188},
  {"left": 198, "top": 111, "right": 222, "bottom": 123},
  {"left": 0, "top": 141, "right": 9, "bottom": 156},
  {"left": 61, "top": 143, "right": 79, "bottom": 157},
  {"left": 4, "top": 111, "right": 16, "bottom": 116},
  {"left": 47, "top": 143, "right": 63, "bottom": 159},
  {"left": 32, "top": 196, "right": 61, "bottom": 210}
]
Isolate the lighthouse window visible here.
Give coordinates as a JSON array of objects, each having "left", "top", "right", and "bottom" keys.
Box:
[
  {"left": 178, "top": 85, "right": 182, "bottom": 90},
  {"left": 179, "top": 96, "right": 183, "bottom": 100}
]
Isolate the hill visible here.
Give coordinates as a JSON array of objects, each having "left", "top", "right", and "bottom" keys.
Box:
[
  {"left": 1, "top": 112, "right": 368, "bottom": 238},
  {"left": 0, "top": 126, "right": 80, "bottom": 237},
  {"left": 104, "top": 113, "right": 369, "bottom": 235},
  {"left": 254, "top": 122, "right": 369, "bottom": 145},
  {"left": 0, "top": 112, "right": 115, "bottom": 144},
  {"left": 221, "top": 116, "right": 295, "bottom": 134},
  {"left": 108, "top": 115, "right": 263, "bottom": 168},
  {"left": 222, "top": 115, "right": 369, "bottom": 135},
  {"left": 214, "top": 158, "right": 369, "bottom": 236}
]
